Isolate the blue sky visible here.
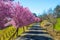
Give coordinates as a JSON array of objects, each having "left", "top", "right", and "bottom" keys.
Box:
[{"left": 14, "top": 0, "right": 60, "bottom": 15}]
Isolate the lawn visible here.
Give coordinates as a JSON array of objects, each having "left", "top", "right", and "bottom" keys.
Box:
[{"left": 54, "top": 18, "right": 60, "bottom": 31}]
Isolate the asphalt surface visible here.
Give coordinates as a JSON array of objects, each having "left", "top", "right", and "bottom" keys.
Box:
[{"left": 16, "top": 23, "right": 53, "bottom": 40}]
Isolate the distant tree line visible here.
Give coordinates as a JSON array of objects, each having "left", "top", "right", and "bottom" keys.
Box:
[{"left": 38, "top": 5, "right": 60, "bottom": 25}]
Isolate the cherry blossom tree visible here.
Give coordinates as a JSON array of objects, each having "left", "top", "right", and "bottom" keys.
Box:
[{"left": 0, "top": 0, "right": 41, "bottom": 29}]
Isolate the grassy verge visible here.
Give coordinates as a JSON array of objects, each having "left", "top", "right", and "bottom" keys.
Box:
[
  {"left": 55, "top": 18, "right": 60, "bottom": 31},
  {"left": 0, "top": 23, "right": 33, "bottom": 40}
]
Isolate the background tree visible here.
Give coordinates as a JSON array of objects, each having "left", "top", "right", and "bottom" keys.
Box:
[
  {"left": 54, "top": 5, "right": 60, "bottom": 18},
  {"left": 46, "top": 8, "right": 57, "bottom": 25},
  {"left": 33, "top": 13, "right": 37, "bottom": 17}
]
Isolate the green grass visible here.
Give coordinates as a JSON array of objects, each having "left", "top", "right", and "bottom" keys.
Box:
[
  {"left": 55, "top": 18, "right": 60, "bottom": 31},
  {"left": 0, "top": 24, "right": 33, "bottom": 40}
]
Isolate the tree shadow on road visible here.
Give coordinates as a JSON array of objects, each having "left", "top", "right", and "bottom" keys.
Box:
[{"left": 20, "top": 35, "right": 53, "bottom": 40}]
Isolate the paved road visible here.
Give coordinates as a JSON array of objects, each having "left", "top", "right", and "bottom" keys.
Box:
[{"left": 16, "top": 23, "right": 53, "bottom": 40}]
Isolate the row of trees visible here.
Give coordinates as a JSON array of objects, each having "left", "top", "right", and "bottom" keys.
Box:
[
  {"left": 0, "top": 0, "right": 14, "bottom": 1},
  {"left": 0, "top": 0, "right": 40, "bottom": 29},
  {"left": 38, "top": 5, "right": 60, "bottom": 25}
]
